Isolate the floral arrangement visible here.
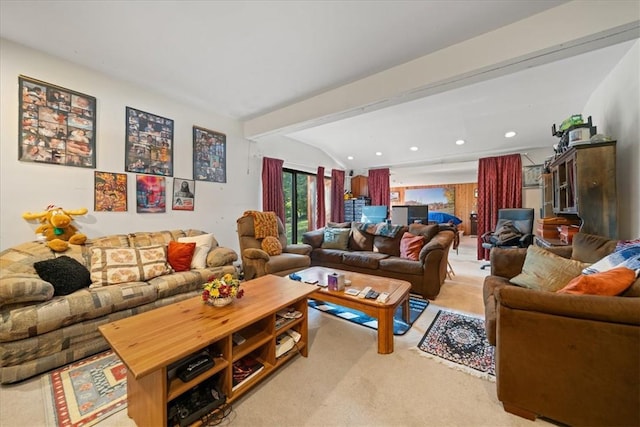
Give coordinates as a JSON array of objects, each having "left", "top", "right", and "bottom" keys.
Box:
[{"left": 202, "top": 273, "right": 244, "bottom": 303}]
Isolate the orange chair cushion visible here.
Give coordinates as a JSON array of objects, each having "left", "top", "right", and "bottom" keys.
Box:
[
  {"left": 400, "top": 232, "right": 425, "bottom": 261},
  {"left": 261, "top": 236, "right": 282, "bottom": 256}
]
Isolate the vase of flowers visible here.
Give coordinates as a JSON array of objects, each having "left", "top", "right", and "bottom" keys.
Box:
[{"left": 202, "top": 273, "right": 244, "bottom": 307}]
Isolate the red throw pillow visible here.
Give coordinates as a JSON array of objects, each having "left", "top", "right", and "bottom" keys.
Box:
[
  {"left": 400, "top": 232, "right": 425, "bottom": 261},
  {"left": 557, "top": 267, "right": 638, "bottom": 295},
  {"left": 167, "top": 241, "right": 196, "bottom": 272}
]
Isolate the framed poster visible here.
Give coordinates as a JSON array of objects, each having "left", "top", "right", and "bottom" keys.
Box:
[
  {"left": 125, "top": 107, "right": 173, "bottom": 176},
  {"left": 94, "top": 171, "right": 127, "bottom": 212},
  {"left": 523, "top": 164, "right": 544, "bottom": 188},
  {"left": 172, "top": 178, "right": 195, "bottom": 211},
  {"left": 193, "top": 126, "right": 226, "bottom": 183},
  {"left": 136, "top": 175, "right": 166, "bottom": 213},
  {"left": 19, "top": 75, "right": 96, "bottom": 168}
]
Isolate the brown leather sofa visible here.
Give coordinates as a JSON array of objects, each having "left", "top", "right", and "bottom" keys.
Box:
[
  {"left": 483, "top": 233, "right": 640, "bottom": 426},
  {"left": 236, "top": 214, "right": 311, "bottom": 279},
  {"left": 302, "top": 222, "right": 455, "bottom": 299}
]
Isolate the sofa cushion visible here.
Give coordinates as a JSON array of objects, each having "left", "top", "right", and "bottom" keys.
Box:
[
  {"left": 321, "top": 228, "right": 350, "bottom": 250},
  {"left": 310, "top": 248, "right": 345, "bottom": 264},
  {"left": 510, "top": 245, "right": 589, "bottom": 292},
  {"left": 206, "top": 247, "right": 238, "bottom": 267},
  {"left": 0, "top": 273, "right": 54, "bottom": 308},
  {"left": 582, "top": 243, "right": 640, "bottom": 274},
  {"left": 149, "top": 267, "right": 232, "bottom": 299},
  {"left": 128, "top": 230, "right": 187, "bottom": 248},
  {"left": 265, "top": 253, "right": 310, "bottom": 274},
  {"left": 557, "top": 267, "right": 638, "bottom": 296},
  {"left": 571, "top": 232, "right": 617, "bottom": 263},
  {"left": 89, "top": 245, "right": 172, "bottom": 287},
  {"left": 167, "top": 241, "right": 196, "bottom": 272},
  {"left": 400, "top": 232, "right": 426, "bottom": 261},
  {"left": 178, "top": 233, "right": 214, "bottom": 269},
  {"left": 378, "top": 257, "right": 423, "bottom": 275},
  {"left": 261, "top": 236, "right": 283, "bottom": 256},
  {"left": 373, "top": 227, "right": 407, "bottom": 257},
  {"left": 34, "top": 256, "right": 91, "bottom": 296},
  {"left": 342, "top": 251, "right": 388, "bottom": 269},
  {"left": 408, "top": 223, "right": 439, "bottom": 242},
  {"left": 349, "top": 222, "right": 374, "bottom": 251}
]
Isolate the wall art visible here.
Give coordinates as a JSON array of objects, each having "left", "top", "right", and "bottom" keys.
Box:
[
  {"left": 125, "top": 107, "right": 173, "bottom": 176},
  {"left": 404, "top": 187, "right": 456, "bottom": 214},
  {"left": 172, "top": 178, "right": 195, "bottom": 211},
  {"left": 523, "top": 164, "right": 544, "bottom": 188},
  {"left": 136, "top": 174, "right": 166, "bottom": 213},
  {"left": 193, "top": 126, "right": 226, "bottom": 183},
  {"left": 19, "top": 75, "right": 96, "bottom": 168},
  {"left": 94, "top": 171, "right": 127, "bottom": 212}
]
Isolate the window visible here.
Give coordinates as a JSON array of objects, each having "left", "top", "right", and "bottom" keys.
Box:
[{"left": 283, "top": 169, "right": 331, "bottom": 244}]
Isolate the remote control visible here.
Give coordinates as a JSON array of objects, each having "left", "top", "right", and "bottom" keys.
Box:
[
  {"left": 358, "top": 286, "right": 372, "bottom": 298},
  {"left": 365, "top": 290, "right": 379, "bottom": 299},
  {"left": 344, "top": 288, "right": 360, "bottom": 296},
  {"left": 376, "top": 292, "right": 390, "bottom": 303}
]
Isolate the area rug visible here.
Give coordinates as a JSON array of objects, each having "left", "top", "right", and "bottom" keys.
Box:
[
  {"left": 42, "top": 350, "right": 127, "bottom": 427},
  {"left": 416, "top": 309, "right": 495, "bottom": 380},
  {"left": 308, "top": 295, "right": 428, "bottom": 335}
]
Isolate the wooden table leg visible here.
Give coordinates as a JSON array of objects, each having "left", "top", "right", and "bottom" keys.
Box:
[
  {"left": 401, "top": 294, "right": 410, "bottom": 323},
  {"left": 377, "top": 307, "right": 394, "bottom": 354}
]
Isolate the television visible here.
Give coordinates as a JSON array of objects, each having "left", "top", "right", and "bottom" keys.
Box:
[
  {"left": 391, "top": 205, "right": 429, "bottom": 225},
  {"left": 361, "top": 205, "right": 387, "bottom": 223}
]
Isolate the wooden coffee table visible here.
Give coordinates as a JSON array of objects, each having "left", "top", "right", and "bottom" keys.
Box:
[{"left": 297, "top": 266, "right": 411, "bottom": 354}]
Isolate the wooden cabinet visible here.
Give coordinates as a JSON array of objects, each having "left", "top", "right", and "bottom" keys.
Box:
[
  {"left": 99, "top": 276, "right": 316, "bottom": 427},
  {"left": 540, "top": 173, "right": 554, "bottom": 218},
  {"left": 549, "top": 141, "right": 617, "bottom": 238},
  {"left": 350, "top": 175, "right": 369, "bottom": 198}
]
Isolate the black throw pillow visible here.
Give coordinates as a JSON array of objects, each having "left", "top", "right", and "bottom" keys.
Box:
[{"left": 34, "top": 256, "right": 91, "bottom": 296}]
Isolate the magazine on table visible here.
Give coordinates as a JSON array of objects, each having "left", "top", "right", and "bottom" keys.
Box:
[{"left": 232, "top": 356, "right": 264, "bottom": 391}]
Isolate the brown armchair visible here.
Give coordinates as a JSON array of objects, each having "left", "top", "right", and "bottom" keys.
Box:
[
  {"left": 483, "top": 233, "right": 640, "bottom": 426},
  {"left": 236, "top": 214, "right": 311, "bottom": 279}
]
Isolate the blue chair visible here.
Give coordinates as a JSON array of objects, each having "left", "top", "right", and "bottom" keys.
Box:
[{"left": 480, "top": 208, "right": 534, "bottom": 270}]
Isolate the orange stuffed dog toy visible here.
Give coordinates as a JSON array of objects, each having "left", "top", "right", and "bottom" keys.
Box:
[{"left": 22, "top": 205, "right": 88, "bottom": 252}]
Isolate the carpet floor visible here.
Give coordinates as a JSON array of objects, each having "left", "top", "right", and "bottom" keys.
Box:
[
  {"left": 42, "top": 350, "right": 127, "bottom": 427},
  {"left": 416, "top": 309, "right": 495, "bottom": 380},
  {"left": 308, "top": 295, "right": 428, "bottom": 335}
]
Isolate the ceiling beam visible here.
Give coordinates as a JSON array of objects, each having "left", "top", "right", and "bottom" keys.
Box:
[{"left": 244, "top": 1, "right": 639, "bottom": 140}]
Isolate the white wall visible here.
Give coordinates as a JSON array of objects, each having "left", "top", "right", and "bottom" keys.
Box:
[
  {"left": 583, "top": 40, "right": 640, "bottom": 239},
  {"left": 0, "top": 39, "right": 260, "bottom": 252}
]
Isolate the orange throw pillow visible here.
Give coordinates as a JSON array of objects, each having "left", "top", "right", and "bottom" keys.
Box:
[
  {"left": 261, "top": 236, "right": 283, "bottom": 256},
  {"left": 167, "top": 241, "right": 196, "bottom": 272},
  {"left": 400, "top": 232, "right": 425, "bottom": 261},
  {"left": 557, "top": 267, "right": 638, "bottom": 295}
]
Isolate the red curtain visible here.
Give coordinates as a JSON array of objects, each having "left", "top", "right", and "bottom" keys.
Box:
[
  {"left": 316, "top": 166, "right": 326, "bottom": 228},
  {"left": 477, "top": 154, "right": 523, "bottom": 260},
  {"left": 368, "top": 168, "right": 390, "bottom": 209},
  {"left": 261, "top": 157, "right": 285, "bottom": 224},
  {"left": 331, "top": 169, "right": 345, "bottom": 222}
]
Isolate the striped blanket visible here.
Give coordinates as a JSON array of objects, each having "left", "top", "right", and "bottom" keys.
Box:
[{"left": 356, "top": 222, "right": 405, "bottom": 238}]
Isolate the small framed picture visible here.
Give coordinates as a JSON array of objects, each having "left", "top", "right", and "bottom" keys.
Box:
[
  {"left": 94, "top": 171, "right": 127, "bottom": 212},
  {"left": 136, "top": 175, "right": 166, "bottom": 213},
  {"left": 193, "top": 126, "right": 226, "bottom": 183},
  {"left": 172, "top": 178, "right": 195, "bottom": 211},
  {"left": 523, "top": 164, "right": 544, "bottom": 188}
]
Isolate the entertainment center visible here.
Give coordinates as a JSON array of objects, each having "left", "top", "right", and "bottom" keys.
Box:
[{"left": 99, "top": 276, "right": 317, "bottom": 427}]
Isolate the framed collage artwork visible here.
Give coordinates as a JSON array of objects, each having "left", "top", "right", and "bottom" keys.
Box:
[
  {"left": 193, "top": 126, "right": 226, "bottom": 183},
  {"left": 94, "top": 171, "right": 127, "bottom": 212},
  {"left": 125, "top": 107, "right": 173, "bottom": 176},
  {"left": 172, "top": 178, "right": 195, "bottom": 211},
  {"left": 19, "top": 75, "right": 96, "bottom": 168}
]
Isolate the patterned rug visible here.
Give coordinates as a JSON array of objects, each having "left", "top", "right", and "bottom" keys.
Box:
[
  {"left": 42, "top": 350, "right": 127, "bottom": 427},
  {"left": 308, "top": 295, "right": 428, "bottom": 335},
  {"left": 416, "top": 309, "right": 495, "bottom": 380}
]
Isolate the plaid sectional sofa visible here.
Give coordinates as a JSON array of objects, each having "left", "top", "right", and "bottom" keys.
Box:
[{"left": 0, "top": 229, "right": 237, "bottom": 384}]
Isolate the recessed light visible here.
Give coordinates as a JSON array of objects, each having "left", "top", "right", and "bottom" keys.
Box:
[
  {"left": 455, "top": 139, "right": 465, "bottom": 145},
  {"left": 375, "top": 152, "right": 382, "bottom": 156},
  {"left": 410, "top": 146, "right": 418, "bottom": 151},
  {"left": 505, "top": 131, "right": 517, "bottom": 138},
  {"left": 347, "top": 156, "right": 354, "bottom": 160}
]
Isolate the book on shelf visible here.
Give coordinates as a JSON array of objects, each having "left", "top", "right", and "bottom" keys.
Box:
[
  {"left": 232, "top": 356, "right": 264, "bottom": 391},
  {"left": 275, "top": 329, "right": 301, "bottom": 358}
]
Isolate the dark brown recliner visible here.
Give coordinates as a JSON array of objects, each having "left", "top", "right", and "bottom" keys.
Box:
[
  {"left": 483, "top": 232, "right": 640, "bottom": 426},
  {"left": 236, "top": 214, "right": 311, "bottom": 279}
]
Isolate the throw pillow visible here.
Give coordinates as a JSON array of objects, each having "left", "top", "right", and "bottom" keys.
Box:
[
  {"left": 261, "top": 236, "right": 283, "bottom": 256},
  {"left": 510, "top": 245, "right": 589, "bottom": 292},
  {"left": 0, "top": 273, "right": 54, "bottom": 307},
  {"left": 400, "top": 232, "right": 425, "bottom": 261},
  {"left": 167, "top": 241, "right": 196, "bottom": 272},
  {"left": 557, "top": 267, "right": 638, "bottom": 296},
  {"left": 178, "top": 233, "right": 214, "bottom": 269},
  {"left": 89, "top": 245, "right": 171, "bottom": 287},
  {"left": 34, "top": 256, "right": 91, "bottom": 295},
  {"left": 321, "top": 228, "right": 350, "bottom": 250},
  {"left": 582, "top": 243, "right": 640, "bottom": 275}
]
